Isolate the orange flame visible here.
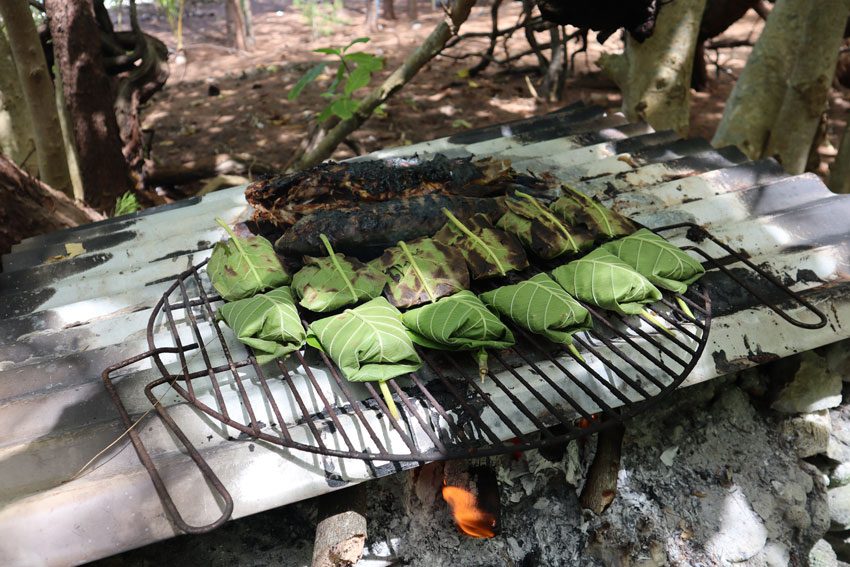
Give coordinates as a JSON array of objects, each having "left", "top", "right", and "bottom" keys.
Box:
[{"left": 441, "top": 485, "right": 497, "bottom": 538}]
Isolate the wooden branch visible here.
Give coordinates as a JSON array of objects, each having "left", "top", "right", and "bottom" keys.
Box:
[
  {"left": 290, "top": 0, "right": 477, "bottom": 172},
  {"left": 145, "top": 154, "right": 277, "bottom": 187},
  {"left": 0, "top": 155, "right": 103, "bottom": 256},
  {"left": 311, "top": 484, "right": 367, "bottom": 567},
  {"left": 830, "top": 118, "right": 850, "bottom": 194},
  {"left": 579, "top": 423, "right": 625, "bottom": 515}
]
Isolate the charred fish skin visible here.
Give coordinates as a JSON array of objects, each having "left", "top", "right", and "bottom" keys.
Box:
[{"left": 275, "top": 195, "right": 507, "bottom": 258}]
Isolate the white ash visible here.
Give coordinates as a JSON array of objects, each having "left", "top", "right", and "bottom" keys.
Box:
[{"left": 361, "top": 376, "right": 828, "bottom": 566}]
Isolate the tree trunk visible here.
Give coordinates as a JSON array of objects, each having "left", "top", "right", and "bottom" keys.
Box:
[
  {"left": 292, "top": 0, "right": 476, "bottom": 171},
  {"left": 541, "top": 25, "right": 566, "bottom": 102},
  {"left": 225, "top": 0, "right": 254, "bottom": 51},
  {"left": 45, "top": 0, "right": 135, "bottom": 213},
  {"left": 599, "top": 0, "right": 708, "bottom": 136},
  {"left": 0, "top": 0, "right": 72, "bottom": 196},
  {"left": 384, "top": 0, "right": 396, "bottom": 20},
  {"left": 53, "top": 65, "right": 86, "bottom": 202},
  {"left": 764, "top": 0, "right": 850, "bottom": 174},
  {"left": 0, "top": 25, "right": 36, "bottom": 174},
  {"left": 365, "top": 0, "right": 379, "bottom": 31},
  {"left": 830, "top": 119, "right": 850, "bottom": 194},
  {"left": 407, "top": 0, "right": 418, "bottom": 20},
  {"left": 0, "top": 155, "right": 103, "bottom": 257},
  {"left": 711, "top": 0, "right": 810, "bottom": 158}
]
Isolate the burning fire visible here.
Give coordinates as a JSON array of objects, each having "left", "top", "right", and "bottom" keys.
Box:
[{"left": 441, "top": 484, "right": 497, "bottom": 539}]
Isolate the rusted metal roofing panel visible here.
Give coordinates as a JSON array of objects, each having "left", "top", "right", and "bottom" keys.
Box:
[{"left": 2, "top": 105, "right": 849, "bottom": 565}]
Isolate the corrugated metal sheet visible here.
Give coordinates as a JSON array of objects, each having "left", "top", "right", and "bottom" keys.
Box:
[{"left": 2, "top": 104, "right": 849, "bottom": 565}]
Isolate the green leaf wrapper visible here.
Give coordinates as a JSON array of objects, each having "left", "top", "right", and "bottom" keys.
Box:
[
  {"left": 402, "top": 291, "right": 515, "bottom": 351},
  {"left": 551, "top": 248, "right": 662, "bottom": 316},
  {"left": 292, "top": 235, "right": 387, "bottom": 312},
  {"left": 434, "top": 210, "right": 529, "bottom": 279},
  {"left": 480, "top": 273, "right": 592, "bottom": 345},
  {"left": 216, "top": 286, "right": 306, "bottom": 364},
  {"left": 208, "top": 220, "right": 290, "bottom": 301},
  {"left": 373, "top": 237, "right": 469, "bottom": 309},
  {"left": 307, "top": 297, "right": 422, "bottom": 383},
  {"left": 497, "top": 192, "right": 593, "bottom": 259},
  {"left": 600, "top": 228, "right": 705, "bottom": 294},
  {"left": 551, "top": 185, "right": 635, "bottom": 240}
]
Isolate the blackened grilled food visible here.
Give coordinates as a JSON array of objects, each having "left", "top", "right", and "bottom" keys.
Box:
[{"left": 246, "top": 154, "right": 543, "bottom": 227}]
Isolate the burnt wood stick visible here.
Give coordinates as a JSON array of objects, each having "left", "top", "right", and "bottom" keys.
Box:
[
  {"left": 579, "top": 423, "right": 625, "bottom": 515},
  {"left": 311, "top": 483, "right": 368, "bottom": 567}
]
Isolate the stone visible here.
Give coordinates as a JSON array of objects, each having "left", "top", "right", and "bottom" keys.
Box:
[
  {"left": 833, "top": 464, "right": 850, "bottom": 488},
  {"left": 763, "top": 541, "right": 790, "bottom": 567},
  {"left": 829, "top": 485, "right": 850, "bottom": 531},
  {"left": 783, "top": 411, "right": 831, "bottom": 458},
  {"left": 810, "top": 539, "right": 839, "bottom": 567},
  {"left": 706, "top": 489, "right": 768, "bottom": 563},
  {"left": 772, "top": 351, "right": 842, "bottom": 414},
  {"left": 829, "top": 409, "right": 850, "bottom": 463}
]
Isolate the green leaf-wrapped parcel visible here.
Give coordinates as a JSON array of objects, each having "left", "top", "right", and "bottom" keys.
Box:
[
  {"left": 434, "top": 210, "right": 529, "bottom": 279},
  {"left": 307, "top": 297, "right": 422, "bottom": 383},
  {"left": 480, "top": 273, "right": 592, "bottom": 346},
  {"left": 601, "top": 228, "right": 705, "bottom": 294},
  {"left": 372, "top": 237, "right": 469, "bottom": 309},
  {"left": 291, "top": 236, "right": 387, "bottom": 312},
  {"left": 208, "top": 220, "right": 290, "bottom": 301},
  {"left": 402, "top": 291, "right": 515, "bottom": 375},
  {"left": 496, "top": 192, "right": 593, "bottom": 259},
  {"left": 551, "top": 185, "right": 635, "bottom": 240},
  {"left": 216, "top": 286, "right": 306, "bottom": 364},
  {"left": 551, "top": 248, "right": 662, "bottom": 316}
]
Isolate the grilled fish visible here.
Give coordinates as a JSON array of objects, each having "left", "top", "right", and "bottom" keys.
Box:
[
  {"left": 247, "top": 154, "right": 544, "bottom": 227},
  {"left": 275, "top": 195, "right": 506, "bottom": 257}
]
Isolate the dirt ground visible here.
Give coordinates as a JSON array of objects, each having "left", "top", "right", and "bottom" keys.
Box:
[{"left": 131, "top": 0, "right": 849, "bottom": 200}]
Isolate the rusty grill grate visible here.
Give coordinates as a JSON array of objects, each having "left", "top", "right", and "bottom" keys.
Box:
[{"left": 102, "top": 223, "right": 827, "bottom": 532}]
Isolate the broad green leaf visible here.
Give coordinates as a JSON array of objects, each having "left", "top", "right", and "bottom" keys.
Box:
[
  {"left": 316, "top": 105, "right": 334, "bottom": 123},
  {"left": 288, "top": 62, "right": 327, "bottom": 101},
  {"left": 307, "top": 297, "right": 422, "bottom": 383},
  {"left": 434, "top": 210, "right": 528, "bottom": 279},
  {"left": 496, "top": 191, "right": 593, "bottom": 259},
  {"left": 343, "top": 37, "right": 371, "bottom": 51},
  {"left": 314, "top": 47, "right": 340, "bottom": 55},
  {"left": 328, "top": 65, "right": 346, "bottom": 94},
  {"left": 208, "top": 219, "right": 290, "bottom": 301},
  {"left": 551, "top": 185, "right": 635, "bottom": 239},
  {"left": 292, "top": 234, "right": 387, "bottom": 312},
  {"left": 344, "top": 65, "right": 373, "bottom": 96},
  {"left": 345, "top": 52, "right": 384, "bottom": 71},
  {"left": 402, "top": 290, "right": 515, "bottom": 351},
  {"left": 480, "top": 273, "right": 592, "bottom": 345},
  {"left": 373, "top": 237, "right": 469, "bottom": 308},
  {"left": 601, "top": 229, "right": 705, "bottom": 294},
  {"left": 551, "top": 248, "right": 662, "bottom": 316},
  {"left": 217, "top": 287, "right": 306, "bottom": 364},
  {"left": 330, "top": 97, "right": 358, "bottom": 119}
]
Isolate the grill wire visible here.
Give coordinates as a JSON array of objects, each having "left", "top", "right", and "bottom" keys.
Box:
[{"left": 101, "top": 222, "right": 827, "bottom": 533}]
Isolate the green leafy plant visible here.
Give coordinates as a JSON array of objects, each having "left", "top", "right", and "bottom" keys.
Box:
[
  {"left": 288, "top": 37, "right": 384, "bottom": 123},
  {"left": 217, "top": 287, "right": 307, "bottom": 364},
  {"left": 292, "top": 0, "right": 347, "bottom": 38},
  {"left": 113, "top": 191, "right": 140, "bottom": 217},
  {"left": 208, "top": 218, "right": 290, "bottom": 301}
]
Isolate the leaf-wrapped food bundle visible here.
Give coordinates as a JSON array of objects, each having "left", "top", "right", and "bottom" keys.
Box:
[
  {"left": 208, "top": 219, "right": 290, "bottom": 301},
  {"left": 601, "top": 228, "right": 705, "bottom": 294},
  {"left": 402, "top": 291, "right": 515, "bottom": 377},
  {"left": 373, "top": 237, "right": 469, "bottom": 309},
  {"left": 216, "top": 286, "right": 306, "bottom": 364},
  {"left": 551, "top": 248, "right": 662, "bottom": 316},
  {"left": 308, "top": 297, "right": 421, "bottom": 382},
  {"left": 551, "top": 185, "right": 635, "bottom": 240},
  {"left": 496, "top": 191, "right": 592, "bottom": 259},
  {"left": 480, "top": 273, "right": 592, "bottom": 356},
  {"left": 434, "top": 209, "right": 528, "bottom": 279},
  {"left": 308, "top": 297, "right": 422, "bottom": 418},
  {"left": 292, "top": 234, "right": 387, "bottom": 312}
]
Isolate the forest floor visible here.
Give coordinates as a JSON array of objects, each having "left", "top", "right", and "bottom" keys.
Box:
[{"left": 133, "top": 0, "right": 849, "bottom": 200}]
